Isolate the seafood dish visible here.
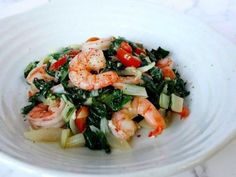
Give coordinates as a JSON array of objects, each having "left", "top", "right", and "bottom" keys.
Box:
[{"left": 22, "top": 37, "right": 190, "bottom": 153}]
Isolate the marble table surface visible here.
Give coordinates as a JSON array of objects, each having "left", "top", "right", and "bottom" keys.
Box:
[{"left": 0, "top": 0, "right": 236, "bottom": 176}]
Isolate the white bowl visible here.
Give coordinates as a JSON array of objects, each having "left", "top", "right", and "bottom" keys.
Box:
[{"left": 0, "top": 0, "right": 236, "bottom": 176}]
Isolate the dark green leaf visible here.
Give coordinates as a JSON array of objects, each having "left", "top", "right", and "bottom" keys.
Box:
[
  {"left": 89, "top": 100, "right": 109, "bottom": 120},
  {"left": 146, "top": 49, "right": 156, "bottom": 62},
  {"left": 151, "top": 47, "right": 170, "bottom": 61},
  {"left": 45, "top": 62, "right": 56, "bottom": 77},
  {"left": 83, "top": 128, "right": 111, "bottom": 153},
  {"left": 102, "top": 50, "right": 125, "bottom": 72},
  {"left": 63, "top": 85, "right": 89, "bottom": 107},
  {"left": 149, "top": 67, "right": 163, "bottom": 82},
  {"left": 139, "top": 55, "right": 149, "bottom": 66},
  {"left": 141, "top": 75, "right": 166, "bottom": 107},
  {"left": 33, "top": 78, "right": 56, "bottom": 96},
  {"left": 55, "top": 61, "right": 69, "bottom": 82},
  {"left": 51, "top": 53, "right": 61, "bottom": 60},
  {"left": 165, "top": 71, "right": 190, "bottom": 97},
  {"left": 98, "top": 89, "right": 132, "bottom": 111}
]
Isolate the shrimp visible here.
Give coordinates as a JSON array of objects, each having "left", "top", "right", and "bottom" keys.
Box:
[
  {"left": 26, "top": 65, "right": 54, "bottom": 96},
  {"left": 112, "top": 76, "right": 143, "bottom": 90},
  {"left": 113, "top": 66, "right": 143, "bottom": 87},
  {"left": 156, "top": 58, "right": 176, "bottom": 79},
  {"left": 28, "top": 99, "right": 65, "bottom": 129},
  {"left": 116, "top": 76, "right": 143, "bottom": 85},
  {"left": 156, "top": 58, "right": 173, "bottom": 69},
  {"left": 69, "top": 48, "right": 119, "bottom": 90},
  {"left": 131, "top": 97, "right": 166, "bottom": 137},
  {"left": 109, "top": 97, "right": 166, "bottom": 140},
  {"left": 81, "top": 37, "right": 114, "bottom": 51},
  {"left": 109, "top": 109, "right": 138, "bottom": 140},
  {"left": 26, "top": 65, "right": 54, "bottom": 85}
]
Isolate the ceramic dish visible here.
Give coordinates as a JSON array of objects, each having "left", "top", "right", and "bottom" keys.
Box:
[{"left": 0, "top": 0, "right": 236, "bottom": 176}]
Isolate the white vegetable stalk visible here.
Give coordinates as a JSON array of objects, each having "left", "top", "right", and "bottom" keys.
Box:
[
  {"left": 51, "top": 84, "right": 66, "bottom": 94},
  {"left": 69, "top": 111, "right": 79, "bottom": 134},
  {"left": 60, "top": 129, "right": 71, "bottom": 148},
  {"left": 113, "top": 83, "right": 148, "bottom": 97},
  {"left": 89, "top": 125, "right": 100, "bottom": 134},
  {"left": 24, "top": 128, "right": 63, "bottom": 142},
  {"left": 65, "top": 134, "right": 85, "bottom": 148},
  {"left": 137, "top": 62, "right": 155, "bottom": 72},
  {"left": 117, "top": 67, "right": 142, "bottom": 78},
  {"left": 100, "top": 118, "right": 110, "bottom": 134},
  {"left": 106, "top": 120, "right": 131, "bottom": 150},
  {"left": 61, "top": 94, "right": 76, "bottom": 123},
  {"left": 171, "top": 94, "right": 184, "bottom": 113}
]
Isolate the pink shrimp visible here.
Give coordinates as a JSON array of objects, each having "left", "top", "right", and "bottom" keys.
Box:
[
  {"left": 132, "top": 97, "right": 166, "bottom": 137},
  {"left": 28, "top": 99, "right": 65, "bottom": 129},
  {"left": 109, "top": 109, "right": 138, "bottom": 140},
  {"left": 109, "top": 97, "right": 166, "bottom": 140},
  {"left": 26, "top": 65, "right": 54, "bottom": 96},
  {"left": 156, "top": 58, "right": 173, "bottom": 69},
  {"left": 156, "top": 58, "right": 176, "bottom": 80},
  {"left": 26, "top": 65, "right": 54, "bottom": 85},
  {"left": 69, "top": 48, "right": 119, "bottom": 90},
  {"left": 81, "top": 37, "right": 114, "bottom": 51},
  {"left": 116, "top": 76, "right": 143, "bottom": 84}
]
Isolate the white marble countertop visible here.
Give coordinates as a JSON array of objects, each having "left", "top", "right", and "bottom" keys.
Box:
[{"left": 0, "top": 0, "right": 236, "bottom": 176}]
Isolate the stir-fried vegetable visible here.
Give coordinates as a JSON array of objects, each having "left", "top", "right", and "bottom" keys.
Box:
[
  {"left": 22, "top": 36, "right": 190, "bottom": 154},
  {"left": 24, "top": 128, "right": 62, "bottom": 142}
]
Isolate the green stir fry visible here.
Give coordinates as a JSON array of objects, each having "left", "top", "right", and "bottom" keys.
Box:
[{"left": 22, "top": 37, "right": 190, "bottom": 153}]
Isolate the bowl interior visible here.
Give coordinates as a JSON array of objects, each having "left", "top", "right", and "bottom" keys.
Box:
[{"left": 0, "top": 0, "right": 236, "bottom": 176}]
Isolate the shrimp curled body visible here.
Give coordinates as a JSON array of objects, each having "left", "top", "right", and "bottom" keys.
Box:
[
  {"left": 69, "top": 49, "right": 119, "bottom": 90},
  {"left": 28, "top": 99, "right": 65, "bottom": 129},
  {"left": 26, "top": 65, "right": 54, "bottom": 97},
  {"left": 109, "top": 97, "right": 166, "bottom": 140},
  {"left": 26, "top": 65, "right": 54, "bottom": 85}
]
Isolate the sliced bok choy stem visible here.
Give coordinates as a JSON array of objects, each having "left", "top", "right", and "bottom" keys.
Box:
[
  {"left": 162, "top": 84, "right": 168, "bottom": 94},
  {"left": 143, "top": 56, "right": 152, "bottom": 63},
  {"left": 100, "top": 118, "right": 110, "bottom": 135},
  {"left": 61, "top": 94, "right": 76, "bottom": 123},
  {"left": 171, "top": 94, "right": 184, "bottom": 113},
  {"left": 69, "top": 111, "right": 79, "bottom": 134},
  {"left": 105, "top": 133, "right": 131, "bottom": 150},
  {"left": 137, "top": 62, "right": 155, "bottom": 72},
  {"left": 60, "top": 129, "right": 71, "bottom": 148},
  {"left": 117, "top": 67, "right": 142, "bottom": 78},
  {"left": 113, "top": 83, "right": 148, "bottom": 97},
  {"left": 89, "top": 125, "right": 100, "bottom": 133},
  {"left": 101, "top": 119, "right": 131, "bottom": 150},
  {"left": 159, "top": 93, "right": 170, "bottom": 109},
  {"left": 65, "top": 134, "right": 85, "bottom": 148},
  {"left": 24, "top": 128, "right": 62, "bottom": 142},
  {"left": 51, "top": 84, "right": 66, "bottom": 94}
]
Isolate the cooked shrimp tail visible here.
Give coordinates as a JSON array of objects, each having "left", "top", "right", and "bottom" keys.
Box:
[
  {"left": 109, "top": 96, "right": 165, "bottom": 140},
  {"left": 148, "top": 126, "right": 164, "bottom": 137}
]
